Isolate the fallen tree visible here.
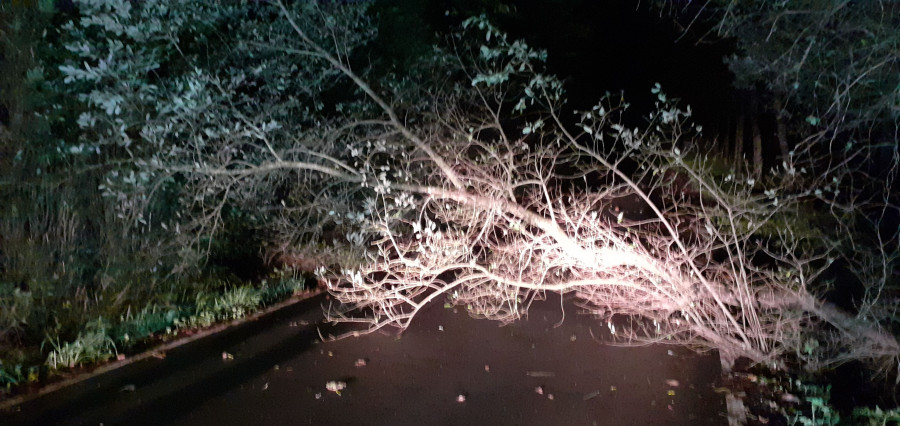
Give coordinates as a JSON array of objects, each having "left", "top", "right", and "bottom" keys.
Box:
[{"left": 58, "top": 0, "right": 899, "bottom": 374}]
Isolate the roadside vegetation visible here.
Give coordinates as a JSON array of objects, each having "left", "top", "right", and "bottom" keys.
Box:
[
  {"left": 1, "top": 1, "right": 897, "bottom": 423},
  {"left": 0, "top": 2, "right": 322, "bottom": 396}
]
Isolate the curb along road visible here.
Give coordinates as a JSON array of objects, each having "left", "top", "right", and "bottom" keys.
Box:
[{"left": 1, "top": 290, "right": 330, "bottom": 425}]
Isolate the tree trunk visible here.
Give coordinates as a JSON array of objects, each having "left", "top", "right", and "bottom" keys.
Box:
[
  {"left": 752, "top": 117, "right": 763, "bottom": 179},
  {"left": 720, "top": 116, "right": 732, "bottom": 160},
  {"left": 733, "top": 114, "right": 744, "bottom": 173},
  {"left": 773, "top": 98, "right": 791, "bottom": 168}
]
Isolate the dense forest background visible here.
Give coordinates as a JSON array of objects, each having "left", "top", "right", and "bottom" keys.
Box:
[{"left": 1, "top": 0, "right": 898, "bottom": 420}]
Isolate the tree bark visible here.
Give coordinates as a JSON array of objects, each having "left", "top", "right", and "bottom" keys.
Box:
[
  {"left": 752, "top": 117, "right": 763, "bottom": 179},
  {"left": 733, "top": 113, "right": 744, "bottom": 173},
  {"left": 773, "top": 98, "right": 791, "bottom": 166}
]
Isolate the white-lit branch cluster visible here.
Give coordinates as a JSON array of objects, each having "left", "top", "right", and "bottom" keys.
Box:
[
  {"left": 108, "top": 2, "right": 894, "bottom": 373},
  {"left": 296, "top": 10, "right": 899, "bottom": 371}
]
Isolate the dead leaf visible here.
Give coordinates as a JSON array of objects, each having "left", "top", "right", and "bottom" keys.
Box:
[
  {"left": 325, "top": 380, "right": 346, "bottom": 395},
  {"left": 583, "top": 390, "right": 601, "bottom": 401}
]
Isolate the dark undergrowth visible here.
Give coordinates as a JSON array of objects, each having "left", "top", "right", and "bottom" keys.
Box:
[
  {"left": 721, "top": 359, "right": 900, "bottom": 425},
  {"left": 0, "top": 264, "right": 312, "bottom": 400}
]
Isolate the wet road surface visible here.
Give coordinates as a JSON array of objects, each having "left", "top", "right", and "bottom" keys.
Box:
[{"left": 3, "top": 293, "right": 725, "bottom": 425}]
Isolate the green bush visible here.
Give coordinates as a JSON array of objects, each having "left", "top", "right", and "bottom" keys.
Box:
[
  {"left": 174, "top": 284, "right": 263, "bottom": 329},
  {"left": 0, "top": 286, "right": 33, "bottom": 343},
  {"left": 852, "top": 406, "right": 900, "bottom": 426},
  {"left": 113, "top": 305, "right": 180, "bottom": 345},
  {"left": 44, "top": 319, "right": 117, "bottom": 371}
]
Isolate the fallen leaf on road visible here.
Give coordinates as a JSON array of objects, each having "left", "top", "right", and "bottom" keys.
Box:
[
  {"left": 583, "top": 390, "right": 601, "bottom": 401},
  {"left": 325, "top": 380, "right": 346, "bottom": 395}
]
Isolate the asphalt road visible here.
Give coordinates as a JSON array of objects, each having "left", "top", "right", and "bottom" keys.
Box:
[{"left": 2, "top": 292, "right": 726, "bottom": 425}]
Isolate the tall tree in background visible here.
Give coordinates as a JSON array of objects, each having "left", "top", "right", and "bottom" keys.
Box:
[
  {"left": 656, "top": 0, "right": 900, "bottom": 350},
  {"left": 657, "top": 0, "right": 899, "bottom": 193}
]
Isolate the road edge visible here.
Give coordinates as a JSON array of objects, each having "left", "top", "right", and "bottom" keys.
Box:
[{"left": 0, "top": 289, "right": 325, "bottom": 411}]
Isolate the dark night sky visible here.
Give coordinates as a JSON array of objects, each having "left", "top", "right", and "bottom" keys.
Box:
[
  {"left": 495, "top": 1, "right": 737, "bottom": 120},
  {"left": 376, "top": 0, "right": 740, "bottom": 130}
]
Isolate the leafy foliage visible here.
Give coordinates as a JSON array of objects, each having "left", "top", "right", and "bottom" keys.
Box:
[
  {"left": 40, "top": 0, "right": 900, "bottom": 372},
  {"left": 653, "top": 0, "right": 900, "bottom": 371},
  {"left": 1, "top": 0, "right": 898, "bottom": 413},
  {"left": 657, "top": 1, "right": 900, "bottom": 136}
]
